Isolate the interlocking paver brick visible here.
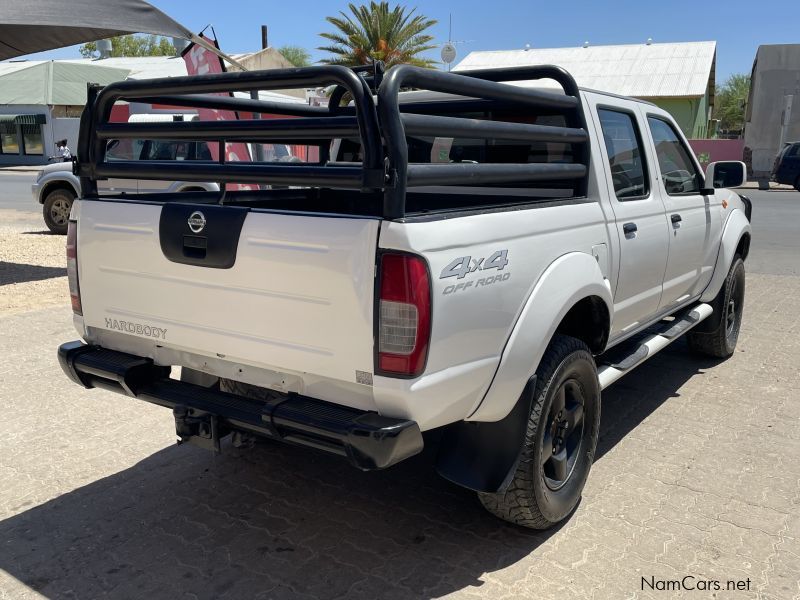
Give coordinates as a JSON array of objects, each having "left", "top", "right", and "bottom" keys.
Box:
[{"left": 2, "top": 262, "right": 800, "bottom": 599}]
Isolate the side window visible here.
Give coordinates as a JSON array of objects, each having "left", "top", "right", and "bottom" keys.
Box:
[
  {"left": 788, "top": 144, "right": 800, "bottom": 158},
  {"left": 647, "top": 117, "right": 702, "bottom": 195},
  {"left": 192, "top": 142, "right": 212, "bottom": 161},
  {"left": 106, "top": 139, "right": 145, "bottom": 161},
  {"left": 143, "top": 140, "right": 179, "bottom": 161},
  {"left": 597, "top": 108, "right": 649, "bottom": 200}
]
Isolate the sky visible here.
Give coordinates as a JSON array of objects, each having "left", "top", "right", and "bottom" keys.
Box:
[{"left": 16, "top": 0, "right": 800, "bottom": 82}]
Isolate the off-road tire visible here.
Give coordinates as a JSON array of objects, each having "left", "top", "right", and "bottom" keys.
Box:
[
  {"left": 687, "top": 257, "right": 745, "bottom": 358},
  {"left": 478, "top": 334, "right": 601, "bottom": 529},
  {"left": 42, "top": 189, "right": 75, "bottom": 235}
]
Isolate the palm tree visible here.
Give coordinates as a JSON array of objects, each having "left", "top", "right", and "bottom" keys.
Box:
[
  {"left": 278, "top": 45, "right": 311, "bottom": 67},
  {"left": 318, "top": 2, "right": 437, "bottom": 69}
]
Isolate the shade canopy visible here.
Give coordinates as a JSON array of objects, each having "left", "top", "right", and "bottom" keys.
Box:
[
  {"left": 0, "top": 0, "right": 193, "bottom": 61},
  {"left": 0, "top": 61, "right": 131, "bottom": 104}
]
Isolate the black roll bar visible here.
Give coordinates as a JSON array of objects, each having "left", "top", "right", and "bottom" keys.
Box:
[
  {"left": 401, "top": 114, "right": 588, "bottom": 144},
  {"left": 137, "top": 94, "right": 330, "bottom": 117},
  {"left": 78, "top": 66, "right": 384, "bottom": 191},
  {"left": 95, "top": 117, "right": 361, "bottom": 142},
  {"left": 377, "top": 64, "right": 589, "bottom": 219},
  {"left": 77, "top": 63, "right": 591, "bottom": 219}
]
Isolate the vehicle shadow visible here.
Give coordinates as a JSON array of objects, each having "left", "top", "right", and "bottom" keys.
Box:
[
  {"left": 0, "top": 261, "right": 66, "bottom": 285},
  {"left": 0, "top": 340, "right": 718, "bottom": 599}
]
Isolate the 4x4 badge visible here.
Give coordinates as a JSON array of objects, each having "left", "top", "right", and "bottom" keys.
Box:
[{"left": 187, "top": 211, "right": 206, "bottom": 233}]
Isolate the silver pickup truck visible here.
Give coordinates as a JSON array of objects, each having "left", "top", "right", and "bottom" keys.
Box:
[{"left": 58, "top": 64, "right": 752, "bottom": 529}]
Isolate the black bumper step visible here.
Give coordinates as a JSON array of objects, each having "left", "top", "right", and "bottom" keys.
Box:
[{"left": 58, "top": 341, "right": 423, "bottom": 470}]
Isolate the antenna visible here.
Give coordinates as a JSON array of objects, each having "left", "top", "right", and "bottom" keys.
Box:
[
  {"left": 441, "top": 13, "right": 456, "bottom": 71},
  {"left": 439, "top": 14, "right": 473, "bottom": 71}
]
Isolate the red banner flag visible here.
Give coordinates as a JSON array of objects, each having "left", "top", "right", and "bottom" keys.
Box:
[{"left": 182, "top": 34, "right": 256, "bottom": 190}]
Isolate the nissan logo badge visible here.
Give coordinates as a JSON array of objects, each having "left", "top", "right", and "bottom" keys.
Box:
[{"left": 187, "top": 211, "right": 206, "bottom": 234}]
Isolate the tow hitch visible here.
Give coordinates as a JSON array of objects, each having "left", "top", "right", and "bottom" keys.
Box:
[{"left": 173, "top": 405, "right": 227, "bottom": 453}]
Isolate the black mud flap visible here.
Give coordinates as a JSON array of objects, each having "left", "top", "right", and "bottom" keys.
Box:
[{"left": 435, "top": 376, "right": 535, "bottom": 493}]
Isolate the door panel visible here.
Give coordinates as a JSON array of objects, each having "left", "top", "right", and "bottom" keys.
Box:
[
  {"left": 101, "top": 138, "right": 141, "bottom": 194},
  {"left": 593, "top": 104, "right": 670, "bottom": 339},
  {"left": 644, "top": 116, "right": 720, "bottom": 311}
]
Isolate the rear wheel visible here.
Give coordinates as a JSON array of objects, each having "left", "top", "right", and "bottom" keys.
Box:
[
  {"left": 794, "top": 175, "right": 800, "bottom": 192},
  {"left": 478, "top": 334, "right": 601, "bottom": 529},
  {"left": 43, "top": 189, "right": 75, "bottom": 235},
  {"left": 687, "top": 257, "right": 745, "bottom": 358}
]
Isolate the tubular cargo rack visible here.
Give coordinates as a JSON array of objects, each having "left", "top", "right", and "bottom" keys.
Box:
[{"left": 76, "top": 62, "right": 589, "bottom": 219}]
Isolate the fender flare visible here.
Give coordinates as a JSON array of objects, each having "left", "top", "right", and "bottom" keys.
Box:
[
  {"left": 39, "top": 175, "right": 80, "bottom": 203},
  {"left": 434, "top": 252, "right": 611, "bottom": 493},
  {"left": 469, "top": 251, "right": 612, "bottom": 423},
  {"left": 700, "top": 209, "right": 751, "bottom": 304}
]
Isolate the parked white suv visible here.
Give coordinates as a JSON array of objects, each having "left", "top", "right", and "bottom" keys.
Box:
[{"left": 58, "top": 64, "right": 752, "bottom": 528}]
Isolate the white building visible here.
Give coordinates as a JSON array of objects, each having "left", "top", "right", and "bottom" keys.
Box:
[
  {"left": 0, "top": 61, "right": 129, "bottom": 165},
  {"left": 454, "top": 41, "right": 717, "bottom": 138}
]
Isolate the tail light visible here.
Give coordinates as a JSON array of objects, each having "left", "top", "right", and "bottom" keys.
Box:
[
  {"left": 66, "top": 221, "right": 82, "bottom": 315},
  {"left": 377, "top": 253, "right": 431, "bottom": 377}
]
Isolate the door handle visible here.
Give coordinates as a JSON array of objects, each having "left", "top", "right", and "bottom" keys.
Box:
[
  {"left": 671, "top": 214, "right": 682, "bottom": 224},
  {"left": 623, "top": 222, "right": 637, "bottom": 235}
]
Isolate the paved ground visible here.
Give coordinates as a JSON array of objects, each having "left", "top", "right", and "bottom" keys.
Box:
[{"left": 0, "top": 187, "right": 799, "bottom": 599}]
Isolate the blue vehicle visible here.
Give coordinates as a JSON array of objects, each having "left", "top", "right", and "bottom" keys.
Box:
[{"left": 771, "top": 141, "right": 800, "bottom": 191}]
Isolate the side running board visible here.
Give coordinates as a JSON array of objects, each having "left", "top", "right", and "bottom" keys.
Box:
[{"left": 597, "top": 303, "right": 713, "bottom": 390}]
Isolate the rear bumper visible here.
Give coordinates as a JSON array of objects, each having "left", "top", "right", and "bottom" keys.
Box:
[{"left": 58, "top": 341, "right": 423, "bottom": 470}]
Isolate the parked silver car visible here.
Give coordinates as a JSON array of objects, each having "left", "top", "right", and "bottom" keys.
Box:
[{"left": 32, "top": 137, "right": 220, "bottom": 234}]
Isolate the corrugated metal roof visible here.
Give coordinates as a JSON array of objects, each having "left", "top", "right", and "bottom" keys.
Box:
[
  {"left": 454, "top": 41, "right": 716, "bottom": 98},
  {"left": 59, "top": 57, "right": 302, "bottom": 103},
  {"left": 63, "top": 56, "right": 188, "bottom": 80}
]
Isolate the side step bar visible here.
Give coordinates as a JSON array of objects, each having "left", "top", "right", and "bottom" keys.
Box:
[{"left": 597, "top": 303, "right": 713, "bottom": 390}]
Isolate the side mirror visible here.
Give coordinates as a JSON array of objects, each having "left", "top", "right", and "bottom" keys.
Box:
[{"left": 704, "top": 161, "right": 747, "bottom": 190}]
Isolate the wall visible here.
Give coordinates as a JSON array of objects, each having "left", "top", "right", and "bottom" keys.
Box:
[
  {"left": 648, "top": 96, "right": 708, "bottom": 138},
  {"left": 228, "top": 48, "right": 306, "bottom": 100},
  {"left": 744, "top": 45, "right": 800, "bottom": 178},
  {"left": 52, "top": 118, "right": 80, "bottom": 155},
  {"left": 688, "top": 139, "right": 744, "bottom": 169}
]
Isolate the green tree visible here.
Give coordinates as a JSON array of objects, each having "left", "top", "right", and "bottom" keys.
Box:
[
  {"left": 714, "top": 73, "right": 751, "bottom": 131},
  {"left": 79, "top": 35, "right": 176, "bottom": 59},
  {"left": 278, "top": 45, "right": 312, "bottom": 67},
  {"left": 318, "top": 1, "right": 437, "bottom": 68}
]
